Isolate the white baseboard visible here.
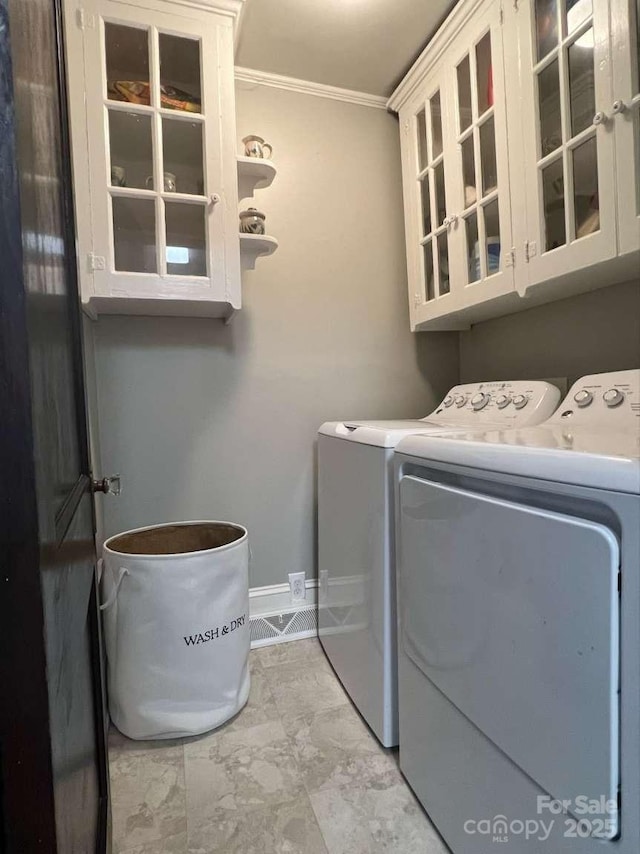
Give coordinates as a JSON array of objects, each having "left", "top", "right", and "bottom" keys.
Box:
[
  {"left": 249, "top": 580, "right": 319, "bottom": 648},
  {"left": 249, "top": 579, "right": 318, "bottom": 617}
]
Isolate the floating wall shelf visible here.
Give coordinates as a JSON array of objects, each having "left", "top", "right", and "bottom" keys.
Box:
[
  {"left": 239, "top": 234, "right": 279, "bottom": 271},
  {"left": 237, "top": 156, "right": 277, "bottom": 201}
]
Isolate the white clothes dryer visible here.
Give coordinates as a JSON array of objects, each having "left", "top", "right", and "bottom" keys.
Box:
[
  {"left": 395, "top": 369, "right": 640, "bottom": 853},
  {"left": 317, "top": 380, "right": 560, "bottom": 747}
]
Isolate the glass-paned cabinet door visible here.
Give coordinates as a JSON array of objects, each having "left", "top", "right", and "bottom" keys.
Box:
[
  {"left": 402, "top": 76, "right": 459, "bottom": 326},
  {"left": 449, "top": 10, "right": 515, "bottom": 307},
  {"left": 515, "top": 0, "right": 617, "bottom": 291},
  {"left": 82, "top": 0, "right": 226, "bottom": 299},
  {"left": 611, "top": 0, "right": 640, "bottom": 255}
]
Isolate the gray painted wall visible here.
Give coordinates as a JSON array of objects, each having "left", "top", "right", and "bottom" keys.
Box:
[
  {"left": 459, "top": 279, "right": 640, "bottom": 386},
  {"left": 92, "top": 83, "right": 459, "bottom": 587}
]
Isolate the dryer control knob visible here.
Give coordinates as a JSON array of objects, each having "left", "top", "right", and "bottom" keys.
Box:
[
  {"left": 495, "top": 394, "right": 511, "bottom": 409},
  {"left": 454, "top": 395, "right": 467, "bottom": 408},
  {"left": 603, "top": 388, "right": 624, "bottom": 408},
  {"left": 512, "top": 394, "right": 528, "bottom": 409},
  {"left": 574, "top": 389, "right": 593, "bottom": 408},
  {"left": 443, "top": 395, "right": 454, "bottom": 407},
  {"left": 471, "top": 392, "right": 490, "bottom": 410}
]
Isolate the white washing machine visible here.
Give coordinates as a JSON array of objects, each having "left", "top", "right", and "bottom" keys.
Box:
[
  {"left": 395, "top": 369, "right": 640, "bottom": 853},
  {"left": 317, "top": 380, "right": 561, "bottom": 747}
]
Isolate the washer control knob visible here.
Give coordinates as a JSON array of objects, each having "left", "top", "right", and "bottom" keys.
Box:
[
  {"left": 454, "top": 395, "right": 467, "bottom": 408},
  {"left": 471, "top": 392, "right": 490, "bottom": 411},
  {"left": 603, "top": 388, "right": 624, "bottom": 408},
  {"left": 495, "top": 394, "right": 511, "bottom": 409},
  {"left": 573, "top": 389, "right": 593, "bottom": 408},
  {"left": 443, "top": 395, "right": 454, "bottom": 407},
  {"left": 512, "top": 394, "right": 528, "bottom": 410}
]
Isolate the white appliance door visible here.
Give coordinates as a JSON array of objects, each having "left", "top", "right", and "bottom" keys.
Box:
[
  {"left": 318, "top": 435, "right": 396, "bottom": 746},
  {"left": 399, "top": 476, "right": 620, "bottom": 830}
]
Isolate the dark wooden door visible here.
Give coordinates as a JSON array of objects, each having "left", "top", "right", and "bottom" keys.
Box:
[{"left": 0, "top": 0, "right": 108, "bottom": 851}]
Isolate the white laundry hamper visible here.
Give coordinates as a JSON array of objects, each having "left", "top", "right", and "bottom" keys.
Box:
[{"left": 100, "top": 521, "right": 250, "bottom": 740}]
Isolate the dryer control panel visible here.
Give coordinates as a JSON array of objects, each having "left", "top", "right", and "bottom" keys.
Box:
[
  {"left": 431, "top": 380, "right": 561, "bottom": 428},
  {"left": 549, "top": 370, "right": 640, "bottom": 428}
]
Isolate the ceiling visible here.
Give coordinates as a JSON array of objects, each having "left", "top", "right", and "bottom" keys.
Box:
[{"left": 236, "top": 0, "right": 455, "bottom": 98}]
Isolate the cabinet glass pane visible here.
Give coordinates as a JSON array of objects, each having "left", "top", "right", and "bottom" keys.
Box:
[
  {"left": 483, "top": 198, "right": 501, "bottom": 275},
  {"left": 462, "top": 135, "right": 477, "bottom": 207},
  {"left": 542, "top": 157, "right": 566, "bottom": 250},
  {"left": 112, "top": 197, "right": 157, "bottom": 273},
  {"left": 538, "top": 60, "right": 562, "bottom": 156},
  {"left": 466, "top": 212, "right": 480, "bottom": 283},
  {"left": 430, "top": 92, "right": 443, "bottom": 159},
  {"left": 423, "top": 240, "right": 435, "bottom": 301},
  {"left": 434, "top": 160, "right": 447, "bottom": 227},
  {"left": 573, "top": 135, "right": 600, "bottom": 239},
  {"left": 162, "top": 119, "right": 204, "bottom": 196},
  {"left": 479, "top": 117, "right": 497, "bottom": 196},
  {"left": 535, "top": 0, "right": 558, "bottom": 61},
  {"left": 437, "top": 232, "right": 450, "bottom": 295},
  {"left": 159, "top": 34, "right": 202, "bottom": 114},
  {"left": 105, "top": 23, "right": 150, "bottom": 104},
  {"left": 165, "top": 202, "right": 206, "bottom": 276},
  {"left": 420, "top": 175, "right": 432, "bottom": 236},
  {"left": 568, "top": 30, "right": 595, "bottom": 137},
  {"left": 417, "top": 109, "right": 428, "bottom": 171},
  {"left": 476, "top": 33, "right": 493, "bottom": 117},
  {"left": 565, "top": 0, "right": 592, "bottom": 35},
  {"left": 108, "top": 110, "right": 153, "bottom": 190},
  {"left": 457, "top": 55, "right": 473, "bottom": 132}
]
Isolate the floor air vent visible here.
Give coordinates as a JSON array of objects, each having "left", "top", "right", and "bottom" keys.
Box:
[{"left": 250, "top": 605, "right": 318, "bottom": 648}]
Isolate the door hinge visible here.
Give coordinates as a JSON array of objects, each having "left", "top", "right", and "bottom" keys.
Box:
[
  {"left": 505, "top": 247, "right": 515, "bottom": 268},
  {"left": 500, "top": 4, "right": 504, "bottom": 24},
  {"left": 76, "top": 8, "right": 95, "bottom": 29},
  {"left": 87, "top": 253, "right": 106, "bottom": 272},
  {"left": 524, "top": 240, "right": 537, "bottom": 262},
  {"left": 513, "top": 0, "right": 520, "bottom": 10}
]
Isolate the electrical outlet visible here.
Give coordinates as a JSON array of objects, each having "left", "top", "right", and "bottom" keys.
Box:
[{"left": 288, "top": 572, "right": 306, "bottom": 603}]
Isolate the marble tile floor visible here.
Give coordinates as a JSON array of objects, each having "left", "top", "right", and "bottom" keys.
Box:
[{"left": 108, "top": 638, "right": 449, "bottom": 854}]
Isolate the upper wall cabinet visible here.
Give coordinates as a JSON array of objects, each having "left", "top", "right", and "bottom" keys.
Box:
[
  {"left": 63, "top": 0, "right": 244, "bottom": 319},
  {"left": 394, "top": 0, "right": 516, "bottom": 331},
  {"left": 390, "top": 0, "right": 640, "bottom": 332}
]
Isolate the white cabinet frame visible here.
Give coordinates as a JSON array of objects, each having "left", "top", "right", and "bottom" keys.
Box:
[{"left": 611, "top": 0, "right": 640, "bottom": 256}]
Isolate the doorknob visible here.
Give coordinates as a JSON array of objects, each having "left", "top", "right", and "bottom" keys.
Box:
[{"left": 91, "top": 475, "right": 121, "bottom": 496}]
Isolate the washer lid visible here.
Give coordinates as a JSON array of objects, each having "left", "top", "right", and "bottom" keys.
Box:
[
  {"left": 318, "top": 380, "right": 561, "bottom": 448},
  {"left": 318, "top": 419, "right": 468, "bottom": 448}
]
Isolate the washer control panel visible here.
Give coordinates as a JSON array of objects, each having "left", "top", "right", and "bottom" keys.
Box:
[
  {"left": 550, "top": 370, "right": 640, "bottom": 427},
  {"left": 431, "top": 380, "right": 561, "bottom": 428}
]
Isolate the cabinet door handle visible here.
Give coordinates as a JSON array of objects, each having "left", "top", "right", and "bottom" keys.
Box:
[
  {"left": 613, "top": 94, "right": 640, "bottom": 115},
  {"left": 209, "top": 193, "right": 221, "bottom": 206},
  {"left": 443, "top": 216, "right": 450, "bottom": 227},
  {"left": 592, "top": 111, "right": 609, "bottom": 126}
]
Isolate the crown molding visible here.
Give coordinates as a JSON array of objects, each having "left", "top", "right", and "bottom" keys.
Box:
[
  {"left": 234, "top": 66, "right": 388, "bottom": 110},
  {"left": 387, "top": 0, "right": 480, "bottom": 112},
  {"left": 162, "top": 0, "right": 245, "bottom": 18}
]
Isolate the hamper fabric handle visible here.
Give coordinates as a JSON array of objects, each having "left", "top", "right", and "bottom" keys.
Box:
[{"left": 99, "top": 564, "right": 130, "bottom": 611}]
